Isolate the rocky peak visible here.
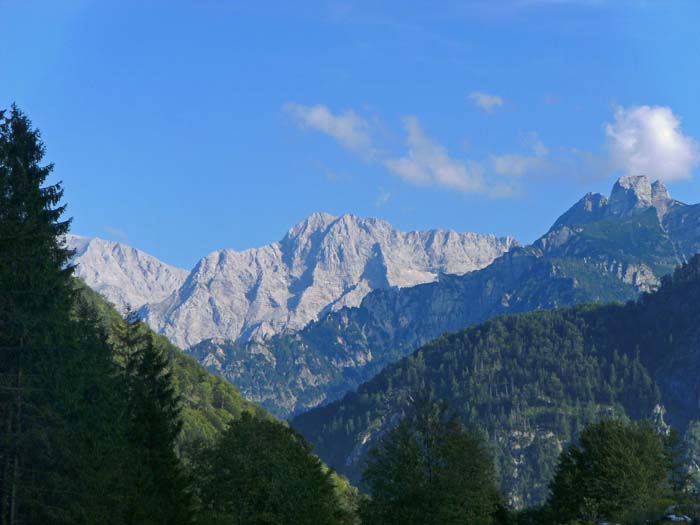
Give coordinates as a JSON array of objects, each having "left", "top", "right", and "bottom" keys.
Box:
[
  {"left": 651, "top": 180, "right": 672, "bottom": 217},
  {"left": 140, "top": 213, "right": 517, "bottom": 348},
  {"left": 652, "top": 180, "right": 670, "bottom": 203},
  {"left": 548, "top": 192, "right": 608, "bottom": 232},
  {"left": 66, "top": 234, "right": 188, "bottom": 313},
  {"left": 283, "top": 212, "right": 337, "bottom": 243},
  {"left": 608, "top": 175, "right": 653, "bottom": 216}
]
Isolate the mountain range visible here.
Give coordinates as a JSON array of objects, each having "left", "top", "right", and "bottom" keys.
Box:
[
  {"left": 70, "top": 175, "right": 700, "bottom": 419},
  {"left": 138, "top": 213, "right": 516, "bottom": 348},
  {"left": 67, "top": 216, "right": 515, "bottom": 347},
  {"left": 189, "top": 175, "right": 700, "bottom": 417}
]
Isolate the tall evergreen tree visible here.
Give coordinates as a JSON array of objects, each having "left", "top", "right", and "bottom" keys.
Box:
[
  {"left": 0, "top": 105, "right": 149, "bottom": 524},
  {"left": 0, "top": 105, "right": 76, "bottom": 523},
  {"left": 360, "top": 395, "right": 504, "bottom": 525},
  {"left": 191, "top": 412, "right": 346, "bottom": 525},
  {"left": 546, "top": 419, "right": 669, "bottom": 523},
  {"left": 114, "top": 313, "right": 192, "bottom": 524}
]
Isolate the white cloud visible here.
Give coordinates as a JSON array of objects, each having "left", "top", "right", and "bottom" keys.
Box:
[
  {"left": 520, "top": 130, "right": 549, "bottom": 157},
  {"left": 384, "top": 117, "right": 487, "bottom": 194},
  {"left": 284, "top": 103, "right": 373, "bottom": 155},
  {"left": 468, "top": 91, "right": 504, "bottom": 112},
  {"left": 491, "top": 131, "right": 551, "bottom": 177},
  {"left": 605, "top": 105, "right": 700, "bottom": 182}
]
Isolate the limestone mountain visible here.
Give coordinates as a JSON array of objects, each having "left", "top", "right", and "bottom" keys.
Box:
[
  {"left": 140, "top": 213, "right": 517, "bottom": 348},
  {"left": 66, "top": 234, "right": 188, "bottom": 313},
  {"left": 190, "top": 175, "right": 699, "bottom": 417}
]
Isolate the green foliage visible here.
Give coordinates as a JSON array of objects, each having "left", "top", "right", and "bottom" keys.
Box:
[
  {"left": 0, "top": 105, "right": 74, "bottom": 347},
  {"left": 0, "top": 105, "right": 125, "bottom": 523},
  {"left": 294, "top": 305, "right": 660, "bottom": 505},
  {"left": 685, "top": 421, "right": 700, "bottom": 493},
  {"left": 76, "top": 280, "right": 362, "bottom": 520},
  {"left": 113, "top": 314, "right": 192, "bottom": 524},
  {"left": 294, "top": 256, "right": 700, "bottom": 507},
  {"left": 546, "top": 419, "right": 669, "bottom": 523},
  {"left": 360, "top": 396, "right": 504, "bottom": 525},
  {"left": 74, "top": 280, "right": 272, "bottom": 445},
  {"left": 191, "top": 412, "right": 351, "bottom": 525}
]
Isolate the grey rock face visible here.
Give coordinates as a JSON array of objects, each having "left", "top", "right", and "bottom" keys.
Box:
[
  {"left": 66, "top": 234, "right": 188, "bottom": 313},
  {"left": 609, "top": 174, "right": 653, "bottom": 216},
  {"left": 549, "top": 192, "right": 608, "bottom": 232},
  {"left": 652, "top": 180, "right": 673, "bottom": 217},
  {"left": 141, "top": 213, "right": 517, "bottom": 348}
]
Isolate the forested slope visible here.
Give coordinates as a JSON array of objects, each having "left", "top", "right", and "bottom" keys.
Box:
[
  {"left": 292, "top": 256, "right": 700, "bottom": 507},
  {"left": 75, "top": 280, "right": 272, "bottom": 443}
]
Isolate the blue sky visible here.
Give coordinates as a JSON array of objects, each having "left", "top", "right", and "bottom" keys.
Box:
[{"left": 2, "top": 1, "right": 700, "bottom": 269}]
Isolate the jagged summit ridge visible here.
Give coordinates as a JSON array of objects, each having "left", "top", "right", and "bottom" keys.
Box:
[
  {"left": 551, "top": 175, "right": 679, "bottom": 232},
  {"left": 66, "top": 234, "right": 188, "bottom": 312},
  {"left": 140, "top": 213, "right": 518, "bottom": 348}
]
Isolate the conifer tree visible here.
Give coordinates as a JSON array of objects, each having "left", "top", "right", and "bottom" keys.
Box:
[
  {"left": 192, "top": 412, "right": 346, "bottom": 524},
  {"left": 0, "top": 106, "right": 145, "bottom": 524},
  {"left": 360, "top": 395, "right": 504, "bottom": 525},
  {"left": 114, "top": 313, "right": 192, "bottom": 524},
  {"left": 546, "top": 419, "right": 668, "bottom": 523},
  {"left": 0, "top": 105, "right": 75, "bottom": 524}
]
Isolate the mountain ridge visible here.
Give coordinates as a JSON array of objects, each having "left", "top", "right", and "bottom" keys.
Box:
[
  {"left": 139, "top": 212, "right": 517, "bottom": 348},
  {"left": 189, "top": 175, "right": 700, "bottom": 417},
  {"left": 66, "top": 234, "right": 189, "bottom": 313}
]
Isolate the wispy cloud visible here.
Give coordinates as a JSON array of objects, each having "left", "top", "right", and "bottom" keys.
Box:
[
  {"left": 104, "top": 226, "right": 128, "bottom": 240},
  {"left": 286, "top": 100, "right": 699, "bottom": 199},
  {"left": 491, "top": 154, "right": 550, "bottom": 177},
  {"left": 375, "top": 187, "right": 392, "bottom": 208},
  {"left": 605, "top": 105, "right": 700, "bottom": 182},
  {"left": 491, "top": 131, "right": 551, "bottom": 177},
  {"left": 284, "top": 103, "right": 375, "bottom": 156},
  {"left": 467, "top": 91, "right": 504, "bottom": 112},
  {"left": 385, "top": 117, "right": 487, "bottom": 194}
]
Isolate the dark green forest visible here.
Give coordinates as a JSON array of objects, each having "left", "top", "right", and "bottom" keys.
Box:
[{"left": 293, "top": 253, "right": 700, "bottom": 509}]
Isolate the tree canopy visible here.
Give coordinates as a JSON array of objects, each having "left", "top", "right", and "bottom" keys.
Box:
[{"left": 360, "top": 397, "right": 504, "bottom": 525}]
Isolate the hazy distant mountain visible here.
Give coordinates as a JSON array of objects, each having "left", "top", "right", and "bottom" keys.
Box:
[
  {"left": 66, "top": 234, "right": 188, "bottom": 313},
  {"left": 190, "top": 175, "right": 699, "bottom": 417},
  {"left": 139, "top": 213, "right": 517, "bottom": 348}
]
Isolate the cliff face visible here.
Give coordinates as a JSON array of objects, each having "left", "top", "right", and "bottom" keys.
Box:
[{"left": 140, "top": 213, "right": 516, "bottom": 348}]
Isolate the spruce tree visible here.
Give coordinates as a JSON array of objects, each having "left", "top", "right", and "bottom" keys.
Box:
[
  {"left": 0, "top": 105, "right": 75, "bottom": 524},
  {"left": 546, "top": 419, "right": 669, "bottom": 523},
  {"left": 192, "top": 412, "right": 346, "bottom": 524},
  {"left": 0, "top": 105, "right": 144, "bottom": 524},
  {"left": 360, "top": 396, "right": 504, "bottom": 525},
  {"left": 114, "top": 313, "right": 192, "bottom": 524}
]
